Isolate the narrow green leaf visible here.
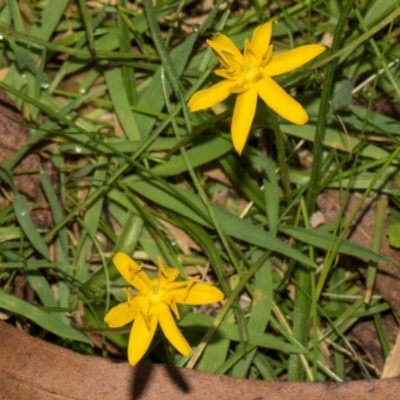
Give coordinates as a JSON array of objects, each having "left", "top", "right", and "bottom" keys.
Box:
[
  {"left": 39, "top": 168, "right": 68, "bottom": 257},
  {"left": 105, "top": 68, "right": 140, "bottom": 140},
  {"left": 28, "top": 0, "right": 70, "bottom": 41},
  {"left": 0, "top": 166, "right": 16, "bottom": 191},
  {"left": 13, "top": 193, "right": 49, "bottom": 259},
  {"left": 231, "top": 253, "right": 273, "bottom": 377},
  {"left": 364, "top": 0, "right": 399, "bottom": 27},
  {"left": 27, "top": 271, "right": 57, "bottom": 310},
  {"left": 281, "top": 124, "right": 389, "bottom": 160},
  {"left": 0, "top": 290, "right": 91, "bottom": 344},
  {"left": 151, "top": 136, "right": 233, "bottom": 176},
  {"left": 280, "top": 225, "right": 393, "bottom": 263},
  {"left": 117, "top": 0, "right": 138, "bottom": 105},
  {"left": 8, "top": 40, "right": 36, "bottom": 74},
  {"left": 77, "top": 0, "right": 95, "bottom": 52}
]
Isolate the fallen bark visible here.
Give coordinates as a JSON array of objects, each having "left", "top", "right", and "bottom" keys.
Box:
[{"left": 0, "top": 322, "right": 399, "bottom": 400}]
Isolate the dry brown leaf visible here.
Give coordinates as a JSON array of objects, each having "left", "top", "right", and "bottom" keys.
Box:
[
  {"left": 382, "top": 328, "right": 400, "bottom": 378},
  {"left": 203, "top": 167, "right": 233, "bottom": 186},
  {"left": 159, "top": 219, "right": 201, "bottom": 254}
]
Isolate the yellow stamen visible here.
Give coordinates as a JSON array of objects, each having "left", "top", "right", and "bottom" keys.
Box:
[{"left": 123, "top": 287, "right": 132, "bottom": 305}]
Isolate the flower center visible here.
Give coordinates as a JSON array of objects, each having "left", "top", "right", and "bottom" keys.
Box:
[
  {"left": 148, "top": 284, "right": 166, "bottom": 303},
  {"left": 240, "top": 62, "right": 262, "bottom": 83}
]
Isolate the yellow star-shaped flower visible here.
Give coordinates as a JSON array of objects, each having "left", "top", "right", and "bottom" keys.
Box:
[
  {"left": 104, "top": 252, "right": 224, "bottom": 366},
  {"left": 188, "top": 20, "right": 326, "bottom": 154}
]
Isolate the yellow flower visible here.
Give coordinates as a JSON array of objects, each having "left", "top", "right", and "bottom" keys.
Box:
[
  {"left": 104, "top": 252, "right": 224, "bottom": 366},
  {"left": 188, "top": 20, "right": 326, "bottom": 154}
]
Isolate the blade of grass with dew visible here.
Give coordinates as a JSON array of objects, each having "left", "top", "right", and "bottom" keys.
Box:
[{"left": 12, "top": 193, "right": 49, "bottom": 259}]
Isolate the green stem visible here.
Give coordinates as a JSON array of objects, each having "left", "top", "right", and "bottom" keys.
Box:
[{"left": 269, "top": 110, "right": 292, "bottom": 203}]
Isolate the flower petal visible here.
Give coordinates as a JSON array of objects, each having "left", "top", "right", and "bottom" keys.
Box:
[
  {"left": 188, "top": 80, "right": 234, "bottom": 112},
  {"left": 104, "top": 301, "right": 137, "bottom": 328},
  {"left": 231, "top": 87, "right": 258, "bottom": 155},
  {"left": 250, "top": 20, "right": 274, "bottom": 60},
  {"left": 157, "top": 256, "right": 180, "bottom": 283},
  {"left": 263, "top": 44, "right": 326, "bottom": 76},
  {"left": 256, "top": 76, "right": 308, "bottom": 125},
  {"left": 127, "top": 311, "right": 158, "bottom": 366},
  {"left": 209, "top": 33, "right": 243, "bottom": 62},
  {"left": 173, "top": 282, "right": 224, "bottom": 305},
  {"left": 113, "top": 252, "right": 151, "bottom": 291},
  {"left": 157, "top": 304, "right": 191, "bottom": 357}
]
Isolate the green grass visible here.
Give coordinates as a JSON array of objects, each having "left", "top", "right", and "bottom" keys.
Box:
[{"left": 1, "top": 0, "right": 400, "bottom": 382}]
